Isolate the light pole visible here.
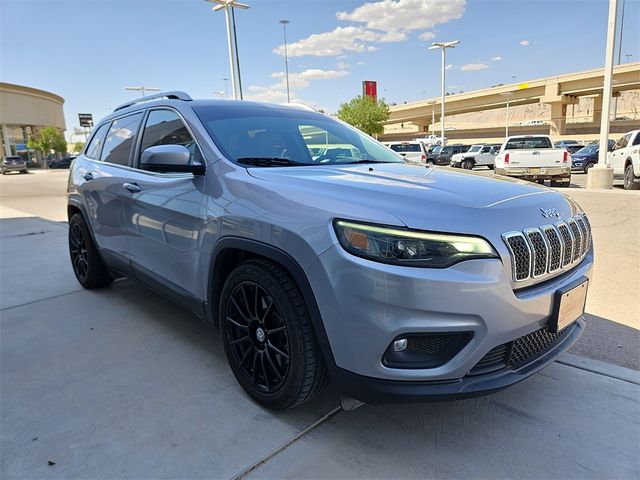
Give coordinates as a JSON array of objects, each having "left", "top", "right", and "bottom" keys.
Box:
[
  {"left": 206, "top": 0, "right": 250, "bottom": 100},
  {"left": 429, "top": 40, "right": 459, "bottom": 146},
  {"left": 625, "top": 53, "right": 632, "bottom": 63},
  {"left": 500, "top": 92, "right": 515, "bottom": 137},
  {"left": 279, "top": 19, "right": 291, "bottom": 103},
  {"left": 124, "top": 86, "right": 161, "bottom": 97},
  {"left": 587, "top": 0, "right": 617, "bottom": 189}
]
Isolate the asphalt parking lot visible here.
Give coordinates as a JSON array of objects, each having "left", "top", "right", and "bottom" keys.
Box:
[{"left": 1, "top": 169, "right": 639, "bottom": 479}]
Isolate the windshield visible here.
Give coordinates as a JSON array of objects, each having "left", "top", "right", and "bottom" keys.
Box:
[
  {"left": 194, "top": 105, "right": 404, "bottom": 166},
  {"left": 431, "top": 146, "right": 442, "bottom": 154},
  {"left": 468, "top": 145, "right": 482, "bottom": 153},
  {"left": 575, "top": 145, "right": 597, "bottom": 155}
]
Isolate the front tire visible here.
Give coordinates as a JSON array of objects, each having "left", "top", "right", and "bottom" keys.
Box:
[
  {"left": 583, "top": 162, "right": 594, "bottom": 174},
  {"left": 462, "top": 159, "right": 474, "bottom": 170},
  {"left": 68, "top": 213, "right": 113, "bottom": 288},
  {"left": 624, "top": 164, "right": 640, "bottom": 190},
  {"left": 220, "top": 259, "right": 328, "bottom": 409}
]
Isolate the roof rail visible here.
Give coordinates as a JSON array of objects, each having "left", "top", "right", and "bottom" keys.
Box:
[{"left": 113, "top": 91, "right": 192, "bottom": 112}]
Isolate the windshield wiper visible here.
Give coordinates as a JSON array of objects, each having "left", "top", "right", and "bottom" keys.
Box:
[
  {"left": 237, "top": 157, "right": 311, "bottom": 167},
  {"left": 339, "top": 159, "right": 394, "bottom": 165}
]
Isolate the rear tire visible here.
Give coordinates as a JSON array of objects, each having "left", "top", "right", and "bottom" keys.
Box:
[
  {"left": 68, "top": 213, "right": 113, "bottom": 288},
  {"left": 624, "top": 164, "right": 640, "bottom": 190},
  {"left": 551, "top": 178, "right": 571, "bottom": 188},
  {"left": 220, "top": 259, "right": 328, "bottom": 409},
  {"left": 537, "top": 179, "right": 546, "bottom": 185}
]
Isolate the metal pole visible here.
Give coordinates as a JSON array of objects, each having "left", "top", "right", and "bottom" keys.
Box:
[
  {"left": 280, "top": 20, "right": 291, "bottom": 103},
  {"left": 231, "top": 6, "right": 243, "bottom": 100},
  {"left": 440, "top": 47, "right": 446, "bottom": 146},
  {"left": 505, "top": 97, "right": 510, "bottom": 137},
  {"left": 597, "top": 0, "right": 618, "bottom": 168},
  {"left": 431, "top": 102, "right": 435, "bottom": 133},
  {"left": 613, "top": 0, "right": 625, "bottom": 118},
  {"left": 224, "top": 4, "right": 238, "bottom": 99}
]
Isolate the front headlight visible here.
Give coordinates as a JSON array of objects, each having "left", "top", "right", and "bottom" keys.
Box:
[{"left": 333, "top": 219, "right": 498, "bottom": 268}]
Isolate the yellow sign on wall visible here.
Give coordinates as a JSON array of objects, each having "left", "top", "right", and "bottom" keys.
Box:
[{"left": 518, "top": 82, "right": 530, "bottom": 90}]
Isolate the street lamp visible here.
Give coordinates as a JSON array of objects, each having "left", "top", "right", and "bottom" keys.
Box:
[
  {"left": 625, "top": 53, "right": 632, "bottom": 63},
  {"left": 124, "top": 86, "right": 161, "bottom": 97},
  {"left": 206, "top": 0, "right": 250, "bottom": 100},
  {"left": 500, "top": 92, "right": 515, "bottom": 137},
  {"left": 429, "top": 40, "right": 459, "bottom": 146},
  {"left": 279, "top": 19, "right": 291, "bottom": 103}
]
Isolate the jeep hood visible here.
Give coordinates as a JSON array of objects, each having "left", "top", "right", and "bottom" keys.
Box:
[{"left": 247, "top": 163, "right": 579, "bottom": 234}]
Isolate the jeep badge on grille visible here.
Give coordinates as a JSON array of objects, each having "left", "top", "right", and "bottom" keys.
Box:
[{"left": 540, "top": 208, "right": 561, "bottom": 218}]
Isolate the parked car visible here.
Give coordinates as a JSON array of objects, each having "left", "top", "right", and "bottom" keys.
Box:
[
  {"left": 68, "top": 92, "right": 592, "bottom": 409},
  {"left": 49, "top": 155, "right": 76, "bottom": 169},
  {"left": 608, "top": 130, "right": 640, "bottom": 190},
  {"left": 495, "top": 135, "right": 571, "bottom": 186},
  {"left": 387, "top": 141, "right": 426, "bottom": 163},
  {"left": 554, "top": 140, "right": 583, "bottom": 154},
  {"left": 571, "top": 140, "right": 615, "bottom": 173},
  {"left": 425, "top": 145, "right": 442, "bottom": 163},
  {"left": 450, "top": 144, "right": 500, "bottom": 170},
  {"left": 1, "top": 156, "right": 28, "bottom": 175},
  {"left": 434, "top": 144, "right": 469, "bottom": 165}
]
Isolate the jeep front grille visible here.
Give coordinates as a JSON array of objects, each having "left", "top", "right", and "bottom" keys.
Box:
[{"left": 502, "top": 214, "right": 591, "bottom": 283}]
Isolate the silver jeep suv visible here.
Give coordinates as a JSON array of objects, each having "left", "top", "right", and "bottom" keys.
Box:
[{"left": 67, "top": 92, "right": 593, "bottom": 409}]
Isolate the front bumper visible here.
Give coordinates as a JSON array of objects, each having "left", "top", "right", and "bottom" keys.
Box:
[
  {"left": 305, "top": 243, "right": 592, "bottom": 400},
  {"left": 333, "top": 319, "right": 583, "bottom": 403},
  {"left": 495, "top": 166, "right": 570, "bottom": 179}
]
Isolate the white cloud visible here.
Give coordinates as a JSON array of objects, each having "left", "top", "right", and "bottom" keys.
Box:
[
  {"left": 274, "top": 0, "right": 465, "bottom": 58},
  {"left": 356, "top": 61, "right": 366, "bottom": 66},
  {"left": 419, "top": 31, "right": 436, "bottom": 41},
  {"left": 336, "top": 0, "right": 466, "bottom": 32},
  {"left": 520, "top": 40, "right": 530, "bottom": 46},
  {"left": 460, "top": 63, "right": 489, "bottom": 71},
  {"left": 367, "top": 45, "right": 379, "bottom": 52},
  {"left": 490, "top": 56, "right": 502, "bottom": 61},
  {"left": 246, "top": 68, "right": 349, "bottom": 104},
  {"left": 445, "top": 63, "right": 453, "bottom": 70},
  {"left": 273, "top": 26, "right": 379, "bottom": 57}
]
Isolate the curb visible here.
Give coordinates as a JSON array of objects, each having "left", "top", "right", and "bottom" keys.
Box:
[{"left": 557, "top": 353, "right": 640, "bottom": 385}]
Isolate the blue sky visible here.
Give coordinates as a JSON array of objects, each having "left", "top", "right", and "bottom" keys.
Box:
[{"left": 1, "top": 0, "right": 638, "bottom": 142}]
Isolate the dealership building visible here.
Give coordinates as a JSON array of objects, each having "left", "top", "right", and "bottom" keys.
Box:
[{"left": 0, "top": 82, "right": 66, "bottom": 163}]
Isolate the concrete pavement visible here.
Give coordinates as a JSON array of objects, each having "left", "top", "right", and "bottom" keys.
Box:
[{"left": 1, "top": 210, "right": 639, "bottom": 478}]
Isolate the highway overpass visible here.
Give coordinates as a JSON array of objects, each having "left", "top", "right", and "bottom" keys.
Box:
[{"left": 381, "top": 62, "right": 640, "bottom": 143}]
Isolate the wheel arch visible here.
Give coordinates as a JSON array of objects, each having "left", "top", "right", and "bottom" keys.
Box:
[{"left": 206, "top": 237, "right": 338, "bottom": 371}]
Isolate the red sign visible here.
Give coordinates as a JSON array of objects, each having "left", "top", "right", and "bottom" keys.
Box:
[{"left": 362, "top": 80, "right": 377, "bottom": 100}]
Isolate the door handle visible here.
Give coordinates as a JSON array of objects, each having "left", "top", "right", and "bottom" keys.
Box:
[
  {"left": 123, "top": 182, "right": 142, "bottom": 193},
  {"left": 83, "top": 172, "right": 94, "bottom": 181},
  {"left": 532, "top": 151, "right": 541, "bottom": 155}
]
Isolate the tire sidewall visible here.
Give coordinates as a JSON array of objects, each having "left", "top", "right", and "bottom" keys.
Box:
[{"left": 219, "top": 262, "right": 307, "bottom": 408}]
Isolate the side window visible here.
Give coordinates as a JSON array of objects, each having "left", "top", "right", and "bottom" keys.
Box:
[
  {"left": 100, "top": 112, "right": 144, "bottom": 166},
  {"left": 139, "top": 109, "right": 203, "bottom": 167},
  {"left": 633, "top": 134, "right": 640, "bottom": 146},
  {"left": 84, "top": 123, "right": 110, "bottom": 160},
  {"left": 481, "top": 146, "right": 491, "bottom": 153}
]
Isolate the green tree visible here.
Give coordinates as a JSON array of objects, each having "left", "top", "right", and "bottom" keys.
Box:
[
  {"left": 73, "top": 141, "right": 86, "bottom": 153},
  {"left": 27, "top": 127, "right": 67, "bottom": 156},
  {"left": 337, "top": 95, "right": 390, "bottom": 135}
]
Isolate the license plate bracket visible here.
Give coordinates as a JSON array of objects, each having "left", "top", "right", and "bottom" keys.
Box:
[{"left": 549, "top": 277, "right": 588, "bottom": 333}]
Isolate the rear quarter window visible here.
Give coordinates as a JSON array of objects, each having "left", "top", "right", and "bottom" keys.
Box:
[{"left": 505, "top": 137, "right": 553, "bottom": 149}]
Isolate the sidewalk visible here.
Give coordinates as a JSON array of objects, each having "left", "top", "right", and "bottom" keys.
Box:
[{"left": 1, "top": 214, "right": 639, "bottom": 479}]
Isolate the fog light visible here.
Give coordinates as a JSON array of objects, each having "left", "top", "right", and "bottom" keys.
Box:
[
  {"left": 383, "top": 332, "right": 473, "bottom": 369},
  {"left": 393, "top": 338, "right": 408, "bottom": 352}
]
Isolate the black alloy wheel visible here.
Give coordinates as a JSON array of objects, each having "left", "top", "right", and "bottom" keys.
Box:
[
  {"left": 69, "top": 222, "right": 89, "bottom": 282},
  {"left": 224, "top": 281, "right": 290, "bottom": 394}
]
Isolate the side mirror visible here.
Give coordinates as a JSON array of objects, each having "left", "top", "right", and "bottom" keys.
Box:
[{"left": 140, "top": 145, "right": 205, "bottom": 175}]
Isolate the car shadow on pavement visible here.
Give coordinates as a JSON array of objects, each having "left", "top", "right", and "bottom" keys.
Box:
[{"left": 570, "top": 312, "right": 640, "bottom": 370}]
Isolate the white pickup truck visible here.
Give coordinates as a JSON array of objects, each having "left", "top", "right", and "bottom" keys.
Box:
[
  {"left": 494, "top": 135, "right": 571, "bottom": 186},
  {"left": 608, "top": 129, "right": 640, "bottom": 190}
]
